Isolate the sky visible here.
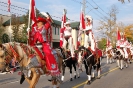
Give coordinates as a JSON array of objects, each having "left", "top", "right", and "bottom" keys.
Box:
[{"left": 0, "top": 0, "right": 133, "bottom": 38}]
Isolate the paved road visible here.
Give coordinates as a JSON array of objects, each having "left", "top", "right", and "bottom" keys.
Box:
[{"left": 0, "top": 58, "right": 133, "bottom": 88}]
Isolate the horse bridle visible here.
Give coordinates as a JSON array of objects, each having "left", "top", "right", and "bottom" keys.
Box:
[{"left": 0, "top": 45, "right": 13, "bottom": 65}]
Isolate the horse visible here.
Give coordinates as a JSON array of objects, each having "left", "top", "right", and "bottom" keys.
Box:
[
  {"left": 77, "top": 46, "right": 101, "bottom": 84},
  {"left": 115, "top": 48, "right": 125, "bottom": 70},
  {"left": 0, "top": 42, "right": 63, "bottom": 88},
  {"left": 106, "top": 49, "right": 115, "bottom": 64},
  {"left": 126, "top": 48, "right": 132, "bottom": 64},
  {"left": 57, "top": 47, "right": 80, "bottom": 82}
]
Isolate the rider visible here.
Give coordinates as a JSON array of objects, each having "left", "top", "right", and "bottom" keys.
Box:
[
  {"left": 106, "top": 43, "right": 113, "bottom": 52},
  {"left": 84, "top": 15, "right": 96, "bottom": 55},
  {"left": 61, "top": 22, "right": 75, "bottom": 58},
  {"left": 32, "top": 14, "right": 60, "bottom": 76}
]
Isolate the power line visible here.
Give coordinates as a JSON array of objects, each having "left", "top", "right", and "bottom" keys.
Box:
[
  {"left": 86, "top": 1, "right": 107, "bottom": 17},
  {"left": 0, "top": 1, "right": 28, "bottom": 11},
  {"left": 91, "top": 0, "right": 108, "bottom": 15},
  {"left": 0, "top": 1, "right": 77, "bottom": 22},
  {"left": 0, "top": 4, "right": 27, "bottom": 13},
  {"left": 0, "top": 9, "right": 24, "bottom": 16}
]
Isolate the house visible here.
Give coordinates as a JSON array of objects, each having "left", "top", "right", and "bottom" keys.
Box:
[{"left": 2, "top": 15, "right": 80, "bottom": 48}]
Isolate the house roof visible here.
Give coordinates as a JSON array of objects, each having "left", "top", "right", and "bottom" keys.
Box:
[
  {"left": 2, "top": 16, "right": 24, "bottom": 26},
  {"left": 71, "top": 22, "right": 80, "bottom": 29}
]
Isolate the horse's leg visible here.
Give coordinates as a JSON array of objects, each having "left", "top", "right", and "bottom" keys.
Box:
[
  {"left": 100, "top": 57, "right": 102, "bottom": 65},
  {"left": 78, "top": 62, "right": 83, "bottom": 73},
  {"left": 125, "top": 58, "right": 128, "bottom": 68},
  {"left": 117, "top": 59, "right": 120, "bottom": 68},
  {"left": 107, "top": 56, "right": 109, "bottom": 64},
  {"left": 52, "top": 77, "right": 60, "bottom": 88},
  {"left": 91, "top": 66, "right": 95, "bottom": 79},
  {"left": 97, "top": 59, "right": 101, "bottom": 79},
  {"left": 86, "top": 64, "right": 92, "bottom": 84},
  {"left": 110, "top": 57, "right": 112, "bottom": 64},
  {"left": 61, "top": 64, "right": 65, "bottom": 82},
  {"left": 69, "top": 64, "right": 73, "bottom": 81},
  {"left": 75, "top": 63, "right": 80, "bottom": 78},
  {"left": 120, "top": 59, "right": 123, "bottom": 70},
  {"left": 29, "top": 69, "right": 40, "bottom": 88},
  {"left": 72, "top": 62, "right": 77, "bottom": 79}
]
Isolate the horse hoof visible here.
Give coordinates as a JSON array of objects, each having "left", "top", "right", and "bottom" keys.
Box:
[
  {"left": 48, "top": 79, "right": 52, "bottom": 82},
  {"left": 74, "top": 75, "right": 76, "bottom": 79},
  {"left": 97, "top": 76, "right": 100, "bottom": 79},
  {"left": 70, "top": 78, "right": 73, "bottom": 81},
  {"left": 92, "top": 77, "right": 95, "bottom": 80},
  {"left": 86, "top": 80, "right": 91, "bottom": 85}
]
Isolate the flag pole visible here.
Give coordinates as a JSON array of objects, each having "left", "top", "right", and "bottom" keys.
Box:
[
  {"left": 9, "top": 12, "right": 12, "bottom": 42},
  {"left": 27, "top": 0, "right": 32, "bottom": 45}
]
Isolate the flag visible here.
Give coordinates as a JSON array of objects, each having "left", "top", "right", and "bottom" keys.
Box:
[
  {"left": 106, "top": 37, "right": 110, "bottom": 47},
  {"left": 28, "top": 0, "right": 36, "bottom": 46},
  {"left": 117, "top": 27, "right": 121, "bottom": 40},
  {"left": 80, "top": 9, "right": 85, "bottom": 30},
  {"left": 8, "top": 0, "right": 11, "bottom": 12},
  {"left": 60, "top": 9, "right": 66, "bottom": 47},
  {"left": 78, "top": 8, "right": 86, "bottom": 47}
]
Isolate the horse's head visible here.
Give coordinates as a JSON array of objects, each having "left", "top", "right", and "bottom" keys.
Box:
[{"left": 0, "top": 44, "right": 10, "bottom": 71}]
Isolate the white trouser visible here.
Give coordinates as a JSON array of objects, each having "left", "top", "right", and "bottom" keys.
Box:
[
  {"left": 84, "top": 34, "right": 89, "bottom": 48},
  {"left": 123, "top": 48, "right": 128, "bottom": 58},
  {"left": 89, "top": 31, "right": 95, "bottom": 51},
  {"left": 62, "top": 37, "right": 75, "bottom": 57}
]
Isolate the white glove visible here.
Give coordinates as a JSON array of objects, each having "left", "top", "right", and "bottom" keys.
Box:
[
  {"left": 27, "top": 27, "right": 30, "bottom": 31},
  {"left": 41, "top": 12, "right": 49, "bottom": 17}
]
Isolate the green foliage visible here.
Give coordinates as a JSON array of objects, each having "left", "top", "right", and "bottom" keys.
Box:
[
  {"left": 0, "top": 18, "right": 5, "bottom": 43},
  {"left": 2, "top": 33, "right": 9, "bottom": 43},
  {"left": 97, "top": 38, "right": 106, "bottom": 50}
]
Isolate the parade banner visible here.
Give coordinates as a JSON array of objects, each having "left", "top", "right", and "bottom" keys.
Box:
[
  {"left": 8, "top": 0, "right": 11, "bottom": 12},
  {"left": 28, "top": 0, "right": 36, "bottom": 46},
  {"left": 60, "top": 9, "right": 66, "bottom": 47},
  {"left": 78, "top": 9, "right": 86, "bottom": 46}
]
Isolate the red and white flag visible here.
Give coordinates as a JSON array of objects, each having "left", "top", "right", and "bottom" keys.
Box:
[
  {"left": 80, "top": 9, "right": 85, "bottom": 30},
  {"left": 106, "top": 37, "right": 110, "bottom": 47},
  {"left": 28, "top": 0, "right": 36, "bottom": 46},
  {"left": 61, "top": 9, "right": 66, "bottom": 28},
  {"left": 8, "top": 0, "right": 11, "bottom": 12},
  {"left": 117, "top": 27, "right": 121, "bottom": 41},
  {"left": 60, "top": 9, "right": 66, "bottom": 47},
  {"left": 77, "top": 8, "right": 86, "bottom": 47}
]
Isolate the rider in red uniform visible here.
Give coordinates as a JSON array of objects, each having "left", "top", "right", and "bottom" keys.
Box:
[{"left": 31, "top": 15, "right": 60, "bottom": 76}]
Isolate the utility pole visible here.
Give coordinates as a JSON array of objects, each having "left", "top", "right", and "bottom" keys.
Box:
[
  {"left": 81, "top": 0, "right": 86, "bottom": 46},
  {"left": 82, "top": 0, "right": 86, "bottom": 15}
]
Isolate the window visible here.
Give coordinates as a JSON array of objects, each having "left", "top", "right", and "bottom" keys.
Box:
[
  {"left": 58, "top": 27, "right": 59, "bottom": 35},
  {"left": 55, "top": 27, "right": 56, "bottom": 35},
  {"left": 52, "top": 26, "right": 55, "bottom": 34}
]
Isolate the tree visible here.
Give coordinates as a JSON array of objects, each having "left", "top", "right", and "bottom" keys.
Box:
[
  {"left": 118, "top": 0, "right": 131, "bottom": 3},
  {"left": 98, "top": 5, "right": 119, "bottom": 45},
  {"left": 11, "top": 15, "right": 21, "bottom": 42},
  {"left": 2, "top": 33, "right": 9, "bottom": 43},
  {"left": 124, "top": 25, "right": 133, "bottom": 42},
  {"left": 97, "top": 38, "right": 106, "bottom": 50},
  {"left": 117, "top": 23, "right": 133, "bottom": 43},
  {"left": 0, "top": 16, "right": 5, "bottom": 43}
]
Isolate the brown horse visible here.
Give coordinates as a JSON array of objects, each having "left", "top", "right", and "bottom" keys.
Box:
[
  {"left": 106, "top": 49, "right": 115, "bottom": 64},
  {"left": 127, "top": 48, "right": 132, "bottom": 64},
  {"left": 0, "top": 42, "right": 63, "bottom": 88}
]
